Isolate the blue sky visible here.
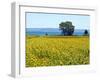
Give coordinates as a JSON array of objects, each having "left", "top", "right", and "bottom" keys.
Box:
[{"left": 26, "top": 12, "right": 90, "bottom": 29}]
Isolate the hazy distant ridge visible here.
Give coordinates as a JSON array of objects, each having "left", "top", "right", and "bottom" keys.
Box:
[{"left": 26, "top": 28, "right": 89, "bottom": 36}]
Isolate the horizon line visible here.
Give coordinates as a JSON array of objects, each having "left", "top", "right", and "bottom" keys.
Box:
[{"left": 26, "top": 27, "right": 89, "bottom": 29}]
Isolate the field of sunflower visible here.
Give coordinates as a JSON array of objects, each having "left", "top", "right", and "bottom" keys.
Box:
[{"left": 26, "top": 36, "right": 89, "bottom": 67}]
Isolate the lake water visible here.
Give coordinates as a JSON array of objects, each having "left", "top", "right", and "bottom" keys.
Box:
[{"left": 26, "top": 28, "right": 89, "bottom": 36}]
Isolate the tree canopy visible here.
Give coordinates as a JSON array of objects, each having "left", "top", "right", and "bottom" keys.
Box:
[
  {"left": 84, "top": 30, "right": 88, "bottom": 35},
  {"left": 59, "top": 21, "right": 75, "bottom": 36}
]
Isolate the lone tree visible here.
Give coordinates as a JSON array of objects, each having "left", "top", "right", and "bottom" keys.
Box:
[
  {"left": 45, "top": 32, "right": 48, "bottom": 36},
  {"left": 84, "top": 29, "right": 88, "bottom": 35},
  {"left": 59, "top": 21, "right": 75, "bottom": 36}
]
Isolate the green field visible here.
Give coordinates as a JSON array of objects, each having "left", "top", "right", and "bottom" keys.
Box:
[{"left": 26, "top": 36, "right": 89, "bottom": 67}]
